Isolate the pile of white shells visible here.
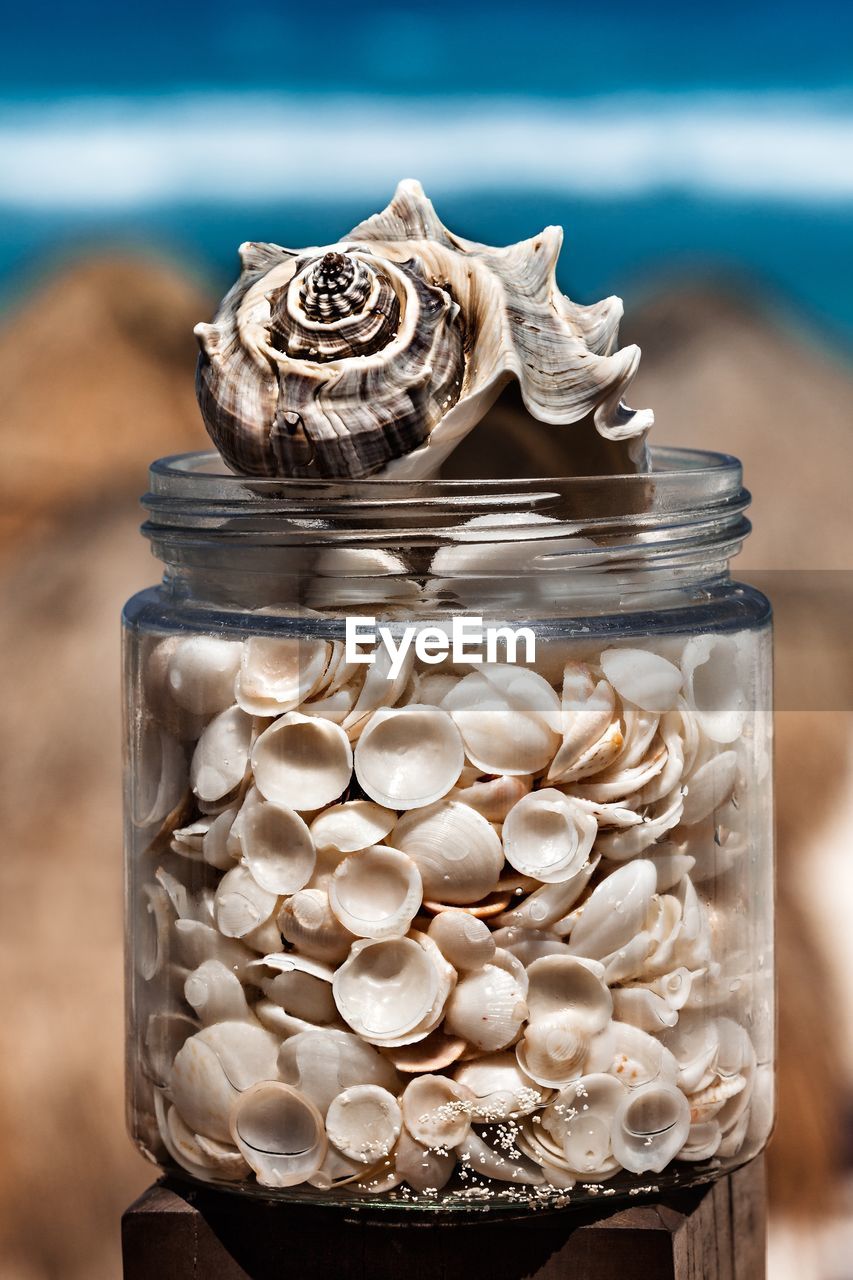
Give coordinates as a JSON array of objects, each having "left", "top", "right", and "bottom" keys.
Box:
[{"left": 134, "top": 627, "right": 767, "bottom": 1200}]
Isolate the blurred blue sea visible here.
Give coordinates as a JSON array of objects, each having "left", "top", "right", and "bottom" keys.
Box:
[{"left": 1, "top": 0, "right": 851, "bottom": 348}]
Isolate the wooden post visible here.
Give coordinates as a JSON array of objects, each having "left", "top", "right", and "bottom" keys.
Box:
[{"left": 122, "top": 1158, "right": 765, "bottom": 1280}]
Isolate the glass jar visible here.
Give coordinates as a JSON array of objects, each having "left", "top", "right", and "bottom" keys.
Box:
[{"left": 124, "top": 446, "right": 774, "bottom": 1210}]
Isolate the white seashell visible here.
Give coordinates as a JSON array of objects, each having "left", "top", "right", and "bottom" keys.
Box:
[
  {"left": 306, "top": 1146, "right": 368, "bottom": 1190},
  {"left": 138, "top": 882, "right": 175, "bottom": 981},
  {"left": 229, "top": 1081, "right": 327, "bottom": 1187},
  {"left": 342, "top": 642, "right": 415, "bottom": 736},
  {"left": 681, "top": 634, "right": 746, "bottom": 744},
  {"left": 453, "top": 1052, "right": 547, "bottom": 1120},
  {"left": 169, "top": 1021, "right": 281, "bottom": 1142},
  {"left": 679, "top": 1120, "right": 722, "bottom": 1162},
  {"left": 611, "top": 1080, "right": 691, "bottom": 1174},
  {"left": 553, "top": 717, "right": 625, "bottom": 784},
  {"left": 659, "top": 1011, "right": 720, "bottom": 1093},
  {"left": 136, "top": 723, "right": 188, "bottom": 829},
  {"left": 610, "top": 1021, "right": 679, "bottom": 1090},
  {"left": 444, "top": 963, "right": 527, "bottom": 1052},
  {"left": 401, "top": 1073, "right": 473, "bottom": 1148},
  {"left": 300, "top": 683, "right": 360, "bottom": 724},
  {"left": 213, "top": 863, "right": 279, "bottom": 939},
  {"left": 184, "top": 960, "right": 258, "bottom": 1025},
  {"left": 169, "top": 817, "right": 211, "bottom": 861},
  {"left": 442, "top": 664, "right": 561, "bottom": 775},
  {"left": 383, "top": 1029, "right": 468, "bottom": 1074},
  {"left": 277, "top": 888, "right": 354, "bottom": 963},
  {"left": 278, "top": 1028, "right": 400, "bottom": 1116},
  {"left": 166, "top": 636, "right": 243, "bottom": 718},
  {"left": 427, "top": 910, "right": 496, "bottom": 970},
  {"left": 354, "top": 705, "right": 464, "bottom": 809},
  {"left": 595, "top": 789, "right": 684, "bottom": 861},
  {"left": 599, "top": 648, "right": 682, "bottom": 714},
  {"left": 251, "top": 712, "right": 353, "bottom": 811},
  {"left": 395, "top": 1130, "right": 455, "bottom": 1192},
  {"left": 143, "top": 1011, "right": 199, "bottom": 1087},
  {"left": 451, "top": 773, "right": 533, "bottom": 822},
  {"left": 567, "top": 860, "right": 658, "bottom": 960},
  {"left": 310, "top": 800, "right": 396, "bottom": 853},
  {"left": 201, "top": 806, "right": 241, "bottom": 870},
  {"left": 332, "top": 936, "right": 445, "bottom": 1046},
  {"left": 648, "top": 849, "right": 695, "bottom": 893},
  {"left": 571, "top": 739, "right": 667, "bottom": 805},
  {"left": 414, "top": 672, "right": 460, "bottom": 706},
  {"left": 393, "top": 798, "right": 504, "bottom": 904},
  {"left": 494, "top": 856, "right": 599, "bottom": 930},
  {"left": 173, "top": 920, "right": 257, "bottom": 984},
  {"left": 190, "top": 705, "right": 253, "bottom": 804},
  {"left": 328, "top": 845, "right": 422, "bottom": 940},
  {"left": 491, "top": 926, "right": 573, "bottom": 967},
  {"left": 156, "top": 1094, "right": 250, "bottom": 1183},
  {"left": 546, "top": 665, "right": 617, "bottom": 784},
  {"left": 237, "top": 787, "right": 316, "bottom": 895},
  {"left": 458, "top": 1128, "right": 545, "bottom": 1185},
  {"left": 615, "top": 703, "right": 661, "bottom": 770},
  {"left": 195, "top": 180, "right": 651, "bottom": 482},
  {"left": 235, "top": 634, "right": 330, "bottom": 716},
  {"left": 252, "top": 1000, "right": 320, "bottom": 1038},
  {"left": 517, "top": 1013, "right": 615, "bottom": 1089},
  {"left": 260, "top": 966, "right": 338, "bottom": 1027},
  {"left": 526, "top": 956, "right": 612, "bottom": 1032},
  {"left": 680, "top": 750, "right": 738, "bottom": 825},
  {"left": 611, "top": 987, "right": 678, "bottom": 1032},
  {"left": 325, "top": 1085, "right": 402, "bottom": 1164},
  {"left": 541, "top": 1073, "right": 626, "bottom": 1178},
  {"left": 502, "top": 789, "right": 597, "bottom": 884}
]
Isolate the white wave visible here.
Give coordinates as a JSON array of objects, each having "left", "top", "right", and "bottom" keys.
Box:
[{"left": 1, "top": 91, "right": 852, "bottom": 209}]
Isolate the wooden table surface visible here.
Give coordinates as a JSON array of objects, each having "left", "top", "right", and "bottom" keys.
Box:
[{"left": 122, "top": 1157, "right": 765, "bottom": 1280}]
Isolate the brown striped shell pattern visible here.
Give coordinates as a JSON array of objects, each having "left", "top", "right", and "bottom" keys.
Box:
[{"left": 194, "top": 179, "right": 654, "bottom": 480}]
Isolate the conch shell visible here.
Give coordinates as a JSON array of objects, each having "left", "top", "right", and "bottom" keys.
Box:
[{"left": 195, "top": 179, "right": 653, "bottom": 479}]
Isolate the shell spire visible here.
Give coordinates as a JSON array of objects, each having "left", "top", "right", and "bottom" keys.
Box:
[{"left": 195, "top": 179, "right": 653, "bottom": 479}]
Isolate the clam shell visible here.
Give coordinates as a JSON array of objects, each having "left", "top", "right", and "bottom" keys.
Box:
[
  {"left": 599, "top": 648, "right": 682, "bottom": 714},
  {"left": 342, "top": 642, "right": 415, "bottom": 737},
  {"left": 310, "top": 800, "right": 396, "bottom": 853},
  {"left": 451, "top": 773, "right": 533, "bottom": 822},
  {"left": 332, "top": 936, "right": 445, "bottom": 1045},
  {"left": 136, "top": 723, "right": 188, "bottom": 829},
  {"left": 190, "top": 705, "right": 253, "bottom": 804},
  {"left": 444, "top": 963, "right": 527, "bottom": 1052},
  {"left": 541, "top": 1073, "right": 626, "bottom": 1178},
  {"left": 251, "top": 712, "right": 353, "bottom": 811},
  {"left": 278, "top": 1028, "right": 401, "bottom": 1116},
  {"left": 382, "top": 1028, "right": 468, "bottom": 1073},
  {"left": 237, "top": 788, "right": 316, "bottom": 895},
  {"left": 354, "top": 705, "right": 464, "bottom": 809},
  {"left": 611, "top": 1080, "right": 691, "bottom": 1174},
  {"left": 526, "top": 956, "right": 612, "bottom": 1033},
  {"left": 610, "top": 1021, "right": 680, "bottom": 1090},
  {"left": 260, "top": 962, "right": 338, "bottom": 1027},
  {"left": 201, "top": 806, "right": 241, "bottom": 870},
  {"left": 277, "top": 888, "right": 354, "bottom": 963},
  {"left": 230, "top": 1082, "right": 328, "bottom": 1187},
  {"left": 516, "top": 1014, "right": 615, "bottom": 1089},
  {"left": 329, "top": 845, "right": 422, "bottom": 939},
  {"left": 426, "top": 910, "right": 496, "bottom": 970},
  {"left": 395, "top": 1130, "right": 455, "bottom": 1192},
  {"left": 611, "top": 987, "right": 678, "bottom": 1032},
  {"left": 143, "top": 1011, "right": 199, "bottom": 1088},
  {"left": 546, "top": 667, "right": 618, "bottom": 784},
  {"left": 681, "top": 634, "right": 746, "bottom": 744},
  {"left": 166, "top": 636, "right": 242, "bottom": 717},
  {"left": 494, "top": 856, "right": 599, "bottom": 930},
  {"left": 596, "top": 789, "right": 684, "bottom": 861},
  {"left": 502, "top": 788, "right": 597, "bottom": 884},
  {"left": 393, "top": 799, "right": 504, "bottom": 904},
  {"left": 235, "top": 634, "right": 330, "bottom": 716},
  {"left": 184, "top": 960, "right": 258, "bottom": 1025},
  {"left": 401, "top": 1074, "right": 473, "bottom": 1148},
  {"left": 458, "top": 1128, "right": 545, "bottom": 1185},
  {"left": 170, "top": 1021, "right": 281, "bottom": 1142},
  {"left": 156, "top": 1093, "right": 250, "bottom": 1183},
  {"left": 213, "top": 863, "right": 279, "bottom": 939},
  {"left": 173, "top": 920, "right": 257, "bottom": 984},
  {"left": 453, "top": 1053, "right": 548, "bottom": 1121},
  {"left": 441, "top": 664, "right": 562, "bottom": 775},
  {"left": 195, "top": 180, "right": 652, "bottom": 482},
  {"left": 680, "top": 750, "right": 738, "bottom": 825},
  {"left": 326, "top": 1085, "right": 402, "bottom": 1163}
]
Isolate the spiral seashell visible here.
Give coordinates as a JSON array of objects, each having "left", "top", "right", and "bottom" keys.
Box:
[{"left": 195, "top": 180, "right": 652, "bottom": 480}]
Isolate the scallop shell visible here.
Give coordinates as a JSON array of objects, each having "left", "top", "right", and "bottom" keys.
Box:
[
  {"left": 195, "top": 179, "right": 652, "bottom": 481},
  {"left": 328, "top": 845, "right": 422, "bottom": 939},
  {"left": 251, "top": 712, "right": 353, "bottom": 812},
  {"left": 502, "top": 788, "right": 597, "bottom": 884},
  {"left": 229, "top": 1081, "right": 328, "bottom": 1187},
  {"left": 441, "top": 664, "right": 562, "bottom": 776},
  {"left": 400, "top": 1074, "right": 473, "bottom": 1149},
  {"left": 326, "top": 1085, "right": 402, "bottom": 1163},
  {"left": 354, "top": 704, "right": 464, "bottom": 810},
  {"left": 525, "top": 956, "right": 612, "bottom": 1033},
  {"left": 611, "top": 1080, "right": 691, "bottom": 1174},
  {"left": 392, "top": 799, "right": 504, "bottom": 905}
]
